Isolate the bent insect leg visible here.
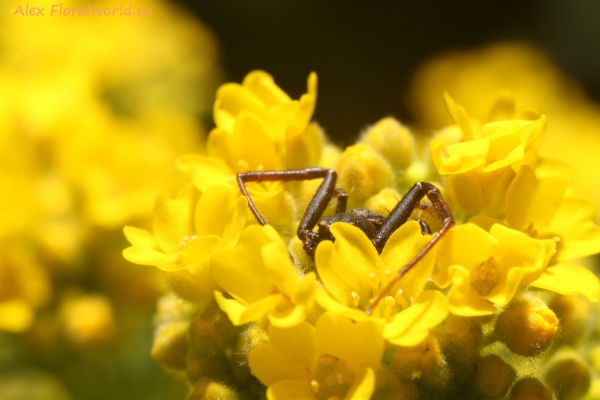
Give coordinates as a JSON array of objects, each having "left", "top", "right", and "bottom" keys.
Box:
[
  {"left": 367, "top": 182, "right": 454, "bottom": 315},
  {"left": 237, "top": 168, "right": 343, "bottom": 257}
]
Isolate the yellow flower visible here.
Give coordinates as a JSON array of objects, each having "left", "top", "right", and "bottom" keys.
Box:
[
  {"left": 178, "top": 71, "right": 322, "bottom": 226},
  {"left": 211, "top": 224, "right": 316, "bottom": 327},
  {"left": 248, "top": 312, "right": 384, "bottom": 400},
  {"left": 123, "top": 184, "right": 247, "bottom": 301},
  {"left": 434, "top": 223, "right": 555, "bottom": 316},
  {"left": 430, "top": 93, "right": 546, "bottom": 213},
  {"left": 470, "top": 165, "right": 600, "bottom": 302},
  {"left": 314, "top": 222, "right": 448, "bottom": 346},
  {"left": 409, "top": 42, "right": 600, "bottom": 216}
]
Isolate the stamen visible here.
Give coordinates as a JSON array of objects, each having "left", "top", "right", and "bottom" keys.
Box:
[
  {"left": 326, "top": 375, "right": 337, "bottom": 386},
  {"left": 351, "top": 292, "right": 360, "bottom": 308},
  {"left": 368, "top": 273, "right": 379, "bottom": 289}
]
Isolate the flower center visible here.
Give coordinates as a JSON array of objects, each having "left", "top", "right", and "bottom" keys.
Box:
[
  {"left": 362, "top": 271, "right": 413, "bottom": 320},
  {"left": 310, "top": 354, "right": 355, "bottom": 400},
  {"left": 471, "top": 256, "right": 499, "bottom": 296}
]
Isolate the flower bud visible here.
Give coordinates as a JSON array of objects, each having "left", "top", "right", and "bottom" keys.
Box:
[
  {"left": 360, "top": 117, "right": 416, "bottom": 171},
  {"left": 364, "top": 188, "right": 401, "bottom": 217},
  {"left": 188, "top": 302, "right": 236, "bottom": 355},
  {"left": 336, "top": 144, "right": 394, "bottom": 203},
  {"left": 389, "top": 335, "right": 449, "bottom": 391},
  {"left": 545, "top": 350, "right": 591, "bottom": 400},
  {"left": 474, "top": 354, "right": 516, "bottom": 399},
  {"left": 495, "top": 298, "right": 558, "bottom": 356},
  {"left": 231, "top": 323, "right": 269, "bottom": 381},
  {"left": 166, "top": 269, "right": 216, "bottom": 304},
  {"left": 550, "top": 295, "right": 590, "bottom": 345},
  {"left": 373, "top": 368, "right": 419, "bottom": 400},
  {"left": 440, "top": 315, "right": 483, "bottom": 372},
  {"left": 186, "top": 350, "right": 229, "bottom": 383},
  {"left": 187, "top": 378, "right": 239, "bottom": 400},
  {"left": 510, "top": 378, "right": 553, "bottom": 400},
  {"left": 151, "top": 320, "right": 190, "bottom": 369}
]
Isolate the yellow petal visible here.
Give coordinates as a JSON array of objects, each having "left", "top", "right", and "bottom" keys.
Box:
[
  {"left": 531, "top": 263, "right": 600, "bottom": 302},
  {"left": 249, "top": 345, "right": 310, "bottom": 387},
  {"left": 314, "top": 287, "right": 368, "bottom": 322},
  {"left": 262, "top": 240, "right": 301, "bottom": 296},
  {"left": 380, "top": 221, "right": 437, "bottom": 301},
  {"left": 506, "top": 166, "right": 566, "bottom": 230},
  {"left": 269, "top": 321, "right": 317, "bottom": 368},
  {"left": 122, "top": 246, "right": 179, "bottom": 268},
  {"left": 266, "top": 380, "right": 314, "bottom": 400},
  {"left": 152, "top": 184, "right": 197, "bottom": 254},
  {"left": 446, "top": 265, "right": 497, "bottom": 316},
  {"left": 346, "top": 367, "right": 376, "bottom": 400},
  {"left": 269, "top": 304, "right": 307, "bottom": 328},
  {"left": 434, "top": 223, "right": 496, "bottom": 288},
  {"left": 444, "top": 92, "right": 475, "bottom": 141},
  {"left": 551, "top": 196, "right": 600, "bottom": 261},
  {"left": 214, "top": 291, "right": 281, "bottom": 326},
  {"left": 315, "top": 223, "right": 379, "bottom": 309},
  {"left": 214, "top": 81, "right": 268, "bottom": 132},
  {"left": 316, "top": 312, "right": 384, "bottom": 372},
  {"left": 123, "top": 226, "right": 158, "bottom": 249},
  {"left": 176, "top": 155, "right": 233, "bottom": 191},
  {"left": 194, "top": 185, "right": 247, "bottom": 247},
  {"left": 243, "top": 70, "right": 291, "bottom": 107},
  {"left": 485, "top": 225, "right": 555, "bottom": 306},
  {"left": 384, "top": 290, "right": 449, "bottom": 347}
]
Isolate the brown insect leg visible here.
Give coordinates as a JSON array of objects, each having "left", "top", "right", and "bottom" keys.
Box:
[{"left": 366, "top": 182, "right": 454, "bottom": 315}]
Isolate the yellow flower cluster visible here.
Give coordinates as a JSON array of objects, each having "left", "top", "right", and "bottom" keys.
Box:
[
  {"left": 0, "top": 0, "right": 219, "bottom": 340},
  {"left": 125, "top": 69, "right": 600, "bottom": 399}
]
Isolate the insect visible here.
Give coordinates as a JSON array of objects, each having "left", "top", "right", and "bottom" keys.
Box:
[{"left": 236, "top": 167, "right": 454, "bottom": 315}]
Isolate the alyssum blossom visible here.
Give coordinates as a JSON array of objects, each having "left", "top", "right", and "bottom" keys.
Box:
[{"left": 124, "top": 70, "right": 600, "bottom": 400}]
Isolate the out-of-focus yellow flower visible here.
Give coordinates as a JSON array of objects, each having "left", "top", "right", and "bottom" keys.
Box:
[
  {"left": 211, "top": 225, "right": 316, "bottom": 327},
  {"left": 60, "top": 294, "right": 116, "bottom": 344},
  {"left": 410, "top": 42, "right": 600, "bottom": 215},
  {"left": 248, "top": 312, "right": 384, "bottom": 400},
  {"left": 0, "top": 241, "right": 50, "bottom": 332},
  {"left": 314, "top": 222, "right": 448, "bottom": 346},
  {"left": 123, "top": 185, "right": 247, "bottom": 301},
  {"left": 430, "top": 94, "right": 546, "bottom": 213},
  {"left": 434, "top": 223, "right": 555, "bottom": 316}
]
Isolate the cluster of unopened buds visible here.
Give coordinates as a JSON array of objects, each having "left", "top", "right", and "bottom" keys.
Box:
[{"left": 124, "top": 71, "right": 600, "bottom": 400}]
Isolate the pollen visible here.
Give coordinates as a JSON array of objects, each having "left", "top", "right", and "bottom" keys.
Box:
[{"left": 310, "top": 380, "right": 319, "bottom": 393}]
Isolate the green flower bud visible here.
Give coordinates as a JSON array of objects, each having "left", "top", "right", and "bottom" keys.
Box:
[
  {"left": 495, "top": 298, "right": 558, "bottom": 356},
  {"left": 474, "top": 354, "right": 516, "bottom": 399},
  {"left": 360, "top": 117, "right": 416, "bottom": 171},
  {"left": 231, "top": 323, "right": 269, "bottom": 381},
  {"left": 545, "top": 350, "right": 591, "bottom": 400},
  {"left": 189, "top": 302, "right": 236, "bottom": 355},
  {"left": 167, "top": 269, "right": 216, "bottom": 304},
  {"left": 187, "top": 378, "right": 239, "bottom": 400},
  {"left": 151, "top": 320, "right": 190, "bottom": 369},
  {"left": 186, "top": 350, "right": 230, "bottom": 384},
  {"left": 510, "top": 378, "right": 553, "bottom": 400},
  {"left": 388, "top": 335, "right": 450, "bottom": 390},
  {"left": 550, "top": 295, "right": 590, "bottom": 345},
  {"left": 440, "top": 315, "right": 483, "bottom": 372},
  {"left": 373, "top": 368, "right": 419, "bottom": 400},
  {"left": 336, "top": 144, "right": 394, "bottom": 203}
]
